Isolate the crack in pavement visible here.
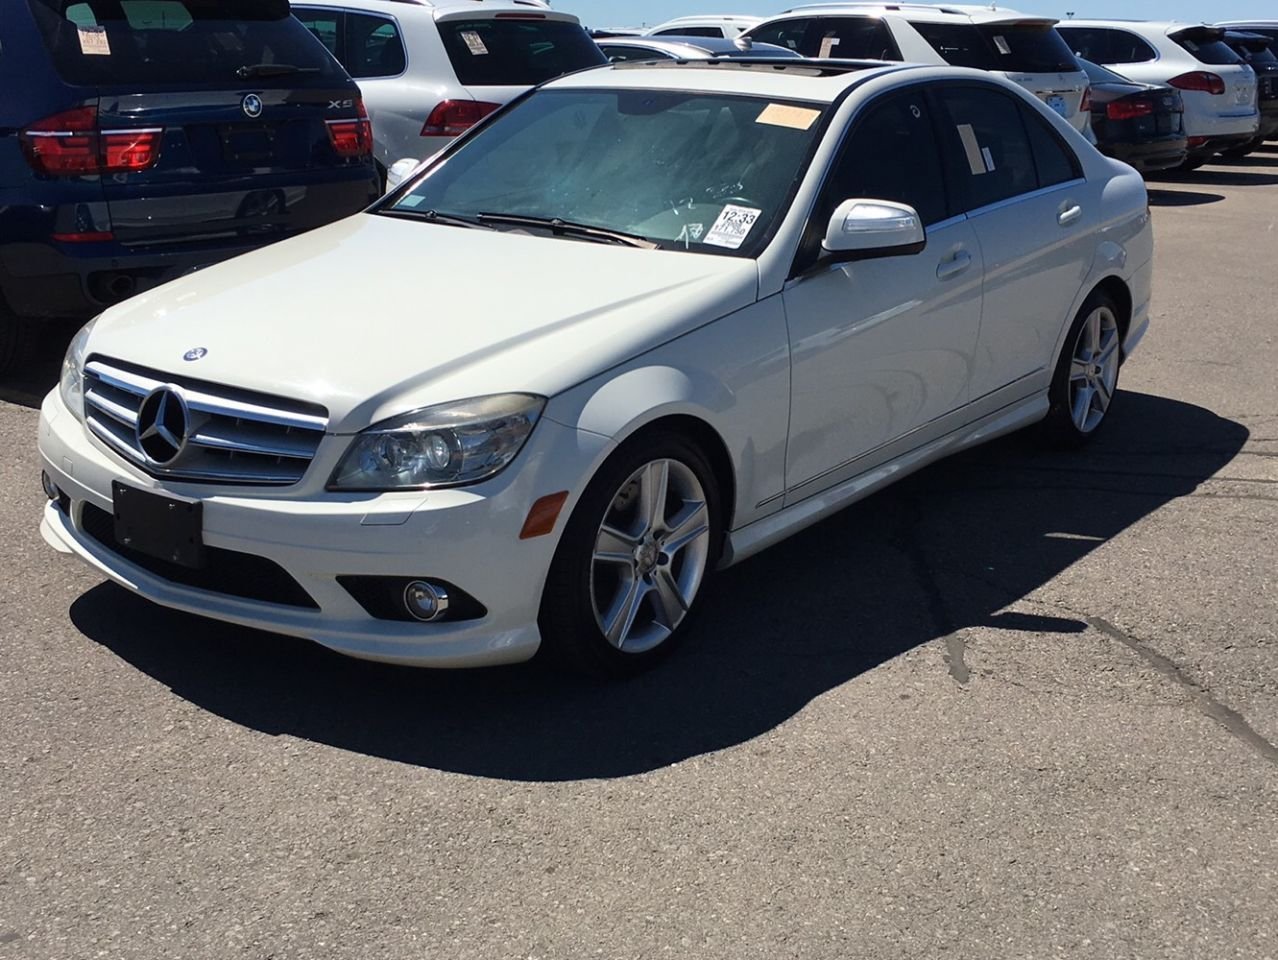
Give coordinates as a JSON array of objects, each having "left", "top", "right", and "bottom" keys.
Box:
[{"left": 1087, "top": 616, "right": 1278, "bottom": 768}]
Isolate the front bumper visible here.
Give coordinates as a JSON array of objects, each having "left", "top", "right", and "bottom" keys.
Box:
[{"left": 38, "top": 390, "right": 611, "bottom": 666}]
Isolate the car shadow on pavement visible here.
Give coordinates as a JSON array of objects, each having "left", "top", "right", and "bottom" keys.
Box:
[
  {"left": 1148, "top": 169, "right": 1278, "bottom": 187},
  {"left": 0, "top": 320, "right": 77, "bottom": 409},
  {"left": 69, "top": 391, "right": 1247, "bottom": 781},
  {"left": 1146, "top": 188, "right": 1225, "bottom": 207}
]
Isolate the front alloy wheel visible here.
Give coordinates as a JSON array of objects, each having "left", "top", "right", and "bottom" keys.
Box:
[
  {"left": 591, "top": 458, "right": 711, "bottom": 653},
  {"left": 540, "top": 431, "right": 722, "bottom": 676}
]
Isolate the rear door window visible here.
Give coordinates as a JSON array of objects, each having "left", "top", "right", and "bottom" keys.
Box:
[
  {"left": 811, "top": 17, "right": 900, "bottom": 60},
  {"left": 25, "top": 0, "right": 340, "bottom": 86},
  {"left": 936, "top": 85, "right": 1039, "bottom": 210},
  {"left": 1058, "top": 27, "right": 1157, "bottom": 65},
  {"left": 438, "top": 18, "right": 605, "bottom": 86},
  {"left": 346, "top": 12, "right": 404, "bottom": 77},
  {"left": 1021, "top": 104, "right": 1080, "bottom": 187},
  {"left": 293, "top": 7, "right": 341, "bottom": 59}
]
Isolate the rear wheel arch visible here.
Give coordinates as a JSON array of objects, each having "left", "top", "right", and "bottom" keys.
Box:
[{"left": 1092, "top": 275, "right": 1132, "bottom": 347}]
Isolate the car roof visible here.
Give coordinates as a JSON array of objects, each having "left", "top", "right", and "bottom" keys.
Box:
[
  {"left": 1058, "top": 20, "right": 1218, "bottom": 37},
  {"left": 545, "top": 59, "right": 1000, "bottom": 103},
  {"left": 772, "top": 4, "right": 1056, "bottom": 26},
  {"left": 648, "top": 15, "right": 763, "bottom": 26}
]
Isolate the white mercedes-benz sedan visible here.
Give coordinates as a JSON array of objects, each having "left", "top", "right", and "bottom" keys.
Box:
[{"left": 38, "top": 59, "right": 1152, "bottom": 675}]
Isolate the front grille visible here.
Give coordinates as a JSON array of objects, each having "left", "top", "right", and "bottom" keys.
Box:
[
  {"left": 80, "top": 502, "right": 318, "bottom": 609},
  {"left": 83, "top": 357, "right": 327, "bottom": 486}
]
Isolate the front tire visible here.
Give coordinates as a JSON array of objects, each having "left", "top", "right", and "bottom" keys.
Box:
[
  {"left": 538, "top": 430, "right": 723, "bottom": 677},
  {"left": 1042, "top": 292, "right": 1123, "bottom": 447}
]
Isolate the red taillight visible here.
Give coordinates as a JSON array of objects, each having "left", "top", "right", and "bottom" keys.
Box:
[
  {"left": 421, "top": 100, "right": 501, "bottom": 137},
  {"left": 1187, "top": 135, "right": 1208, "bottom": 147},
  {"left": 20, "top": 106, "right": 163, "bottom": 176},
  {"left": 1168, "top": 71, "right": 1226, "bottom": 95},
  {"left": 327, "top": 98, "right": 373, "bottom": 158},
  {"left": 1080, "top": 86, "right": 1092, "bottom": 113},
  {"left": 1107, "top": 98, "right": 1156, "bottom": 121}
]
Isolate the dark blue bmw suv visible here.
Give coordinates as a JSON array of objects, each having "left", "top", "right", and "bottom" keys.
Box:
[{"left": 0, "top": 0, "right": 380, "bottom": 370}]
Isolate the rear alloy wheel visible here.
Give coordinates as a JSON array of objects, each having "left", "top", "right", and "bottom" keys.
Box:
[
  {"left": 1043, "top": 292, "right": 1122, "bottom": 446},
  {"left": 539, "top": 432, "right": 721, "bottom": 676}
]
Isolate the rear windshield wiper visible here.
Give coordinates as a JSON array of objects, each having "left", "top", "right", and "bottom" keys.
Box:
[
  {"left": 379, "top": 208, "right": 494, "bottom": 230},
  {"left": 476, "top": 213, "right": 660, "bottom": 249},
  {"left": 235, "top": 63, "right": 321, "bottom": 79}
]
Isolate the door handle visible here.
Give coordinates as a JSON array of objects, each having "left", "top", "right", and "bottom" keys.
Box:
[
  {"left": 936, "top": 250, "right": 972, "bottom": 281},
  {"left": 1058, "top": 204, "right": 1083, "bottom": 227}
]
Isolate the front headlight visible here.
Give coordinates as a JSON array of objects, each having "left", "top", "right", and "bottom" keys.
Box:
[
  {"left": 59, "top": 318, "right": 97, "bottom": 420},
  {"left": 330, "top": 393, "right": 545, "bottom": 491}
]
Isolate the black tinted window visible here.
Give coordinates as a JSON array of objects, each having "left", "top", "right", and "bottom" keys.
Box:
[
  {"left": 294, "top": 7, "right": 339, "bottom": 58},
  {"left": 826, "top": 89, "right": 949, "bottom": 225},
  {"left": 747, "top": 18, "right": 815, "bottom": 53},
  {"left": 914, "top": 21, "right": 1077, "bottom": 72},
  {"left": 1174, "top": 30, "right": 1244, "bottom": 66},
  {"left": 1021, "top": 104, "right": 1079, "bottom": 187},
  {"left": 346, "top": 12, "right": 403, "bottom": 77},
  {"left": 654, "top": 27, "right": 721, "bottom": 38},
  {"left": 601, "top": 44, "right": 672, "bottom": 62},
  {"left": 937, "top": 86, "right": 1038, "bottom": 210},
  {"left": 1058, "top": 27, "right": 1157, "bottom": 64},
  {"left": 812, "top": 17, "right": 900, "bottom": 60},
  {"left": 26, "top": 0, "right": 340, "bottom": 86},
  {"left": 438, "top": 18, "right": 605, "bottom": 86}
]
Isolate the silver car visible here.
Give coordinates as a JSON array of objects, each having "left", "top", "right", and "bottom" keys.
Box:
[{"left": 291, "top": 0, "right": 604, "bottom": 181}]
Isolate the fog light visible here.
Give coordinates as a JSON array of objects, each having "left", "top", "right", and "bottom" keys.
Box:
[
  {"left": 403, "top": 580, "right": 450, "bottom": 622},
  {"left": 41, "top": 471, "right": 59, "bottom": 500}
]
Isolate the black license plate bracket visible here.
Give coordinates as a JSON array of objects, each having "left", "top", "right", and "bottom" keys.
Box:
[{"left": 112, "top": 482, "right": 204, "bottom": 568}]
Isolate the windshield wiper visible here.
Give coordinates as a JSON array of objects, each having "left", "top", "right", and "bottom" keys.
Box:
[
  {"left": 379, "top": 208, "right": 493, "bottom": 230},
  {"left": 235, "top": 63, "right": 321, "bottom": 79},
  {"left": 476, "top": 213, "right": 660, "bottom": 249}
]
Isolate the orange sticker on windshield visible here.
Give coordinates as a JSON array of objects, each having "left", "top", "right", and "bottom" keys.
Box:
[{"left": 756, "top": 103, "right": 820, "bottom": 131}]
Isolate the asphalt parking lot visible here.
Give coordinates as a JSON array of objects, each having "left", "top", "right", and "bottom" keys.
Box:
[{"left": 2, "top": 152, "right": 1276, "bottom": 960}]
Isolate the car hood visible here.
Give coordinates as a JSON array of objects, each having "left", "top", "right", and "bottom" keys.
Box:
[{"left": 86, "top": 214, "right": 759, "bottom": 433}]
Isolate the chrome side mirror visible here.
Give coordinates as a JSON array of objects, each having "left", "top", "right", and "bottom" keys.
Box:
[{"left": 822, "top": 199, "right": 926, "bottom": 262}]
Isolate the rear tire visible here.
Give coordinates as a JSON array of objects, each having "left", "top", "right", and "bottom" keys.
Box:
[
  {"left": 538, "top": 430, "right": 723, "bottom": 678},
  {"left": 1041, "top": 291, "right": 1123, "bottom": 448}
]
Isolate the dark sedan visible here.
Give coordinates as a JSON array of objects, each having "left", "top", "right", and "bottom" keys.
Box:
[
  {"left": 1221, "top": 31, "right": 1278, "bottom": 156},
  {"left": 1079, "top": 59, "right": 1188, "bottom": 174}
]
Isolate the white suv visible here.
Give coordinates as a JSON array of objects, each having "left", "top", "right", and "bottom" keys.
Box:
[
  {"left": 746, "top": 4, "right": 1091, "bottom": 136},
  {"left": 643, "top": 15, "right": 762, "bottom": 39},
  {"left": 291, "top": 0, "right": 604, "bottom": 178},
  {"left": 1058, "top": 21, "right": 1259, "bottom": 169}
]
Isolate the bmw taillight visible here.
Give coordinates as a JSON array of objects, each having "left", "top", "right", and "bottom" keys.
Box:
[
  {"left": 1168, "top": 71, "right": 1226, "bottom": 95},
  {"left": 1080, "top": 86, "right": 1092, "bottom": 113},
  {"left": 421, "top": 100, "right": 500, "bottom": 137},
  {"left": 1107, "top": 99, "right": 1156, "bottom": 121},
  {"left": 327, "top": 98, "right": 373, "bottom": 158},
  {"left": 20, "top": 106, "right": 162, "bottom": 176}
]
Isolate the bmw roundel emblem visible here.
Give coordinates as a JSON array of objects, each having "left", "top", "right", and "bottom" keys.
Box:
[
  {"left": 242, "top": 93, "right": 264, "bottom": 119},
  {"left": 183, "top": 347, "right": 207, "bottom": 362}
]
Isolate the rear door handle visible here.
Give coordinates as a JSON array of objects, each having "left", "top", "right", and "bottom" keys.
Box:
[
  {"left": 936, "top": 249, "right": 972, "bottom": 281},
  {"left": 1058, "top": 204, "right": 1083, "bottom": 227}
]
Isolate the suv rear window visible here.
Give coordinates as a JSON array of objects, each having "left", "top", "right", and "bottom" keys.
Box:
[
  {"left": 913, "top": 21, "right": 1079, "bottom": 73},
  {"left": 26, "top": 0, "right": 340, "bottom": 87},
  {"left": 438, "top": 18, "right": 605, "bottom": 86},
  {"left": 1174, "top": 29, "right": 1244, "bottom": 66}
]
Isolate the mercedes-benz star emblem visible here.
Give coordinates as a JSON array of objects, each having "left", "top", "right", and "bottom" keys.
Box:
[
  {"left": 136, "top": 387, "right": 190, "bottom": 467},
  {"left": 183, "top": 347, "right": 207, "bottom": 362},
  {"left": 242, "top": 93, "right": 264, "bottom": 119}
]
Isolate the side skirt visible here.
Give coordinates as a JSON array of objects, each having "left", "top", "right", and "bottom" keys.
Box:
[{"left": 720, "top": 392, "right": 1049, "bottom": 567}]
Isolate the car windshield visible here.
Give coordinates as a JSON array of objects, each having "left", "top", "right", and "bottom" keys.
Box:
[
  {"left": 384, "top": 88, "right": 828, "bottom": 257},
  {"left": 913, "top": 21, "right": 1079, "bottom": 73}
]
